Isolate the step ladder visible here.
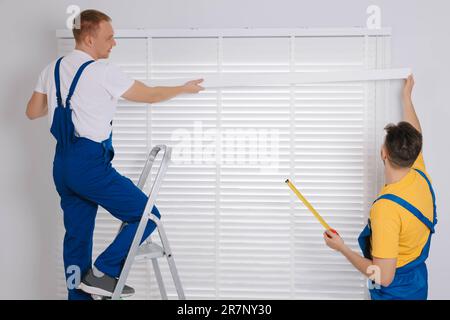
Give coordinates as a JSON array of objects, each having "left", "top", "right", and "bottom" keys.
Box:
[{"left": 102, "top": 145, "right": 185, "bottom": 300}]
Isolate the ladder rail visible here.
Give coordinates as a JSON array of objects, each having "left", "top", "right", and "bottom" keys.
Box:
[
  {"left": 115, "top": 145, "right": 165, "bottom": 234},
  {"left": 151, "top": 258, "right": 168, "bottom": 300},
  {"left": 111, "top": 145, "right": 171, "bottom": 300},
  {"left": 136, "top": 145, "right": 164, "bottom": 190},
  {"left": 150, "top": 213, "right": 185, "bottom": 299}
]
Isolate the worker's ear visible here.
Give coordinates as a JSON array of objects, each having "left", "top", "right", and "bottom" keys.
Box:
[
  {"left": 380, "top": 145, "right": 388, "bottom": 164},
  {"left": 84, "top": 34, "right": 94, "bottom": 48}
]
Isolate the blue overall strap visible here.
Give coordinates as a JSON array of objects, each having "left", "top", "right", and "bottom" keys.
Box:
[
  {"left": 65, "top": 60, "right": 95, "bottom": 108},
  {"left": 374, "top": 194, "right": 435, "bottom": 233},
  {"left": 54, "top": 57, "right": 64, "bottom": 107},
  {"left": 414, "top": 168, "right": 438, "bottom": 227}
]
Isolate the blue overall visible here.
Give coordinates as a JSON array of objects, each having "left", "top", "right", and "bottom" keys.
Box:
[
  {"left": 51, "top": 57, "right": 161, "bottom": 300},
  {"left": 358, "top": 169, "right": 437, "bottom": 300}
]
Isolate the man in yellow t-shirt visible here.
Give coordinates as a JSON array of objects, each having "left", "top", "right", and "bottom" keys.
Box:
[
  {"left": 370, "top": 152, "right": 433, "bottom": 268},
  {"left": 323, "top": 75, "right": 437, "bottom": 300}
]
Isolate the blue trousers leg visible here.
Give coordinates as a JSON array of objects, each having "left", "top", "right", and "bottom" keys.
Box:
[
  {"left": 54, "top": 165, "right": 97, "bottom": 300},
  {"left": 66, "top": 156, "right": 160, "bottom": 278},
  {"left": 94, "top": 206, "right": 161, "bottom": 278}
]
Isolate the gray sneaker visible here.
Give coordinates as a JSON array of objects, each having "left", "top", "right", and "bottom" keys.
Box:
[{"left": 78, "top": 268, "right": 135, "bottom": 298}]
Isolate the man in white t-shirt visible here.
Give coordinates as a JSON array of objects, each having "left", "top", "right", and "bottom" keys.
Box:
[{"left": 26, "top": 9, "right": 204, "bottom": 300}]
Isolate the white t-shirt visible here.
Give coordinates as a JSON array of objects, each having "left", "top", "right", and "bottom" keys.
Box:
[{"left": 35, "top": 49, "right": 134, "bottom": 143}]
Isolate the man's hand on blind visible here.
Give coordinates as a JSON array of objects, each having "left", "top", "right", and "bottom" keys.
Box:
[{"left": 183, "top": 79, "right": 204, "bottom": 94}]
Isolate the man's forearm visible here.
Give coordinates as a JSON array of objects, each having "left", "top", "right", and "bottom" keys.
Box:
[
  {"left": 325, "top": 233, "right": 397, "bottom": 287},
  {"left": 402, "top": 76, "right": 422, "bottom": 133},
  {"left": 340, "top": 245, "right": 373, "bottom": 277},
  {"left": 152, "top": 86, "right": 186, "bottom": 103},
  {"left": 403, "top": 95, "right": 422, "bottom": 133},
  {"left": 123, "top": 79, "right": 202, "bottom": 104}
]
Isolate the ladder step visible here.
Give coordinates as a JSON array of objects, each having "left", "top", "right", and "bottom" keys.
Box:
[{"left": 135, "top": 242, "right": 165, "bottom": 260}]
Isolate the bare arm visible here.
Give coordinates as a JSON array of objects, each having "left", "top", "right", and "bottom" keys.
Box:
[
  {"left": 403, "top": 75, "right": 422, "bottom": 133},
  {"left": 26, "top": 78, "right": 203, "bottom": 119},
  {"left": 324, "top": 231, "right": 397, "bottom": 287},
  {"left": 26, "top": 91, "right": 48, "bottom": 120},
  {"left": 122, "top": 79, "right": 204, "bottom": 104}
]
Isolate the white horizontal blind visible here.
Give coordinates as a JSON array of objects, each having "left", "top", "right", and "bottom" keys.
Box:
[
  {"left": 56, "top": 29, "right": 391, "bottom": 300},
  {"left": 292, "top": 36, "right": 368, "bottom": 299},
  {"left": 219, "top": 37, "right": 292, "bottom": 299},
  {"left": 148, "top": 37, "right": 220, "bottom": 299}
]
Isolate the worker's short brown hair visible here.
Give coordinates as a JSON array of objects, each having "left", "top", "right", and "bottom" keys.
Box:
[
  {"left": 384, "top": 121, "right": 422, "bottom": 168},
  {"left": 72, "top": 9, "right": 111, "bottom": 43}
]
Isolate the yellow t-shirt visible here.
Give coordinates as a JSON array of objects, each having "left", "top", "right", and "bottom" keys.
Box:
[{"left": 369, "top": 152, "right": 434, "bottom": 268}]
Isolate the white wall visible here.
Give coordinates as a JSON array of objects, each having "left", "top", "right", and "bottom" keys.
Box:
[{"left": 1, "top": 0, "right": 448, "bottom": 299}]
